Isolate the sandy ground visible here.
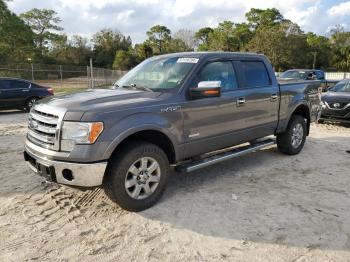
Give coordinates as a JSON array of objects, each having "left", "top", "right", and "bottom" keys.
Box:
[{"left": 0, "top": 110, "right": 350, "bottom": 261}]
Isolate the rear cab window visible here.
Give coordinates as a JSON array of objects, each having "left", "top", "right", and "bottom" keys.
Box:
[{"left": 239, "top": 61, "right": 271, "bottom": 88}]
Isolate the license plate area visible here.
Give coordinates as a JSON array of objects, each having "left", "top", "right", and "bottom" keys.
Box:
[{"left": 24, "top": 151, "right": 57, "bottom": 182}]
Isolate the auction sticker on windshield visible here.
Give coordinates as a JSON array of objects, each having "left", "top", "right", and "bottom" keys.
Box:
[{"left": 177, "top": 58, "right": 199, "bottom": 63}]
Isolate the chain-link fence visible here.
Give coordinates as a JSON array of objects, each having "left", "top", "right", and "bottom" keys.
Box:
[
  {"left": 1, "top": 63, "right": 348, "bottom": 90},
  {"left": 275, "top": 71, "right": 350, "bottom": 80},
  {"left": 0, "top": 63, "right": 127, "bottom": 89}
]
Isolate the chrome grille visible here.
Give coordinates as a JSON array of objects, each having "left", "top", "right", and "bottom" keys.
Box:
[
  {"left": 327, "top": 102, "right": 349, "bottom": 109},
  {"left": 27, "top": 107, "right": 60, "bottom": 150}
]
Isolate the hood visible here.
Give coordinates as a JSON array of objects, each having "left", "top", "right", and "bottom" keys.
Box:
[
  {"left": 322, "top": 91, "right": 350, "bottom": 103},
  {"left": 38, "top": 88, "right": 163, "bottom": 112}
]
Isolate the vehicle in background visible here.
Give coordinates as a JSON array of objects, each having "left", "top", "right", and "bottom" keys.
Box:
[
  {"left": 0, "top": 78, "right": 53, "bottom": 112},
  {"left": 319, "top": 79, "right": 350, "bottom": 124},
  {"left": 24, "top": 52, "right": 322, "bottom": 212},
  {"left": 278, "top": 69, "right": 332, "bottom": 92}
]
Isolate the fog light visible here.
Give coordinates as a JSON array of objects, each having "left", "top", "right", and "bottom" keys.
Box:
[{"left": 62, "top": 169, "right": 74, "bottom": 181}]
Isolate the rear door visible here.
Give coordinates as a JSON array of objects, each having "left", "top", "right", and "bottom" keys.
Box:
[
  {"left": 0, "top": 80, "right": 8, "bottom": 108},
  {"left": 0, "top": 79, "right": 31, "bottom": 108},
  {"left": 233, "top": 60, "right": 280, "bottom": 136}
]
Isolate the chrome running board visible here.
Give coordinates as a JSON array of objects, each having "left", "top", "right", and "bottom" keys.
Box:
[{"left": 177, "top": 138, "right": 276, "bottom": 173}]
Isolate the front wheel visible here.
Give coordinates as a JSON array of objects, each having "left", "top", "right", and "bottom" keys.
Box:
[
  {"left": 277, "top": 115, "right": 307, "bottom": 155},
  {"left": 24, "top": 97, "right": 38, "bottom": 112},
  {"left": 104, "top": 141, "right": 169, "bottom": 212}
]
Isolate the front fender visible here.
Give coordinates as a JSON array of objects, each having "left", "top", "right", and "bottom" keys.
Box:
[{"left": 102, "top": 113, "right": 181, "bottom": 160}]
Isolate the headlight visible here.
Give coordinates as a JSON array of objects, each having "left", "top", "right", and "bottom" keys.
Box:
[{"left": 61, "top": 122, "right": 104, "bottom": 151}]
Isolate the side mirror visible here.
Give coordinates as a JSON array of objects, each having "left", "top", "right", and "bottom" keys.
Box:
[
  {"left": 307, "top": 75, "right": 316, "bottom": 80},
  {"left": 189, "top": 81, "right": 221, "bottom": 100}
]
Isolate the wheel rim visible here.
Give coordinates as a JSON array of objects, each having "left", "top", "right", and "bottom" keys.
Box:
[
  {"left": 28, "top": 98, "right": 36, "bottom": 108},
  {"left": 291, "top": 123, "right": 304, "bottom": 148},
  {"left": 124, "top": 157, "right": 161, "bottom": 200}
]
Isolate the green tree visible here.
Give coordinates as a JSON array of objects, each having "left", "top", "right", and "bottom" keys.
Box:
[
  {"left": 50, "top": 34, "right": 91, "bottom": 65},
  {"left": 232, "top": 23, "right": 253, "bottom": 51},
  {"left": 0, "top": 0, "right": 35, "bottom": 63},
  {"left": 112, "top": 50, "right": 135, "bottom": 70},
  {"left": 134, "top": 43, "right": 153, "bottom": 62},
  {"left": 330, "top": 27, "right": 350, "bottom": 71},
  {"left": 167, "top": 38, "right": 192, "bottom": 53},
  {"left": 306, "top": 33, "right": 331, "bottom": 69},
  {"left": 246, "top": 8, "right": 284, "bottom": 29},
  {"left": 195, "top": 27, "right": 214, "bottom": 50},
  {"left": 92, "top": 29, "right": 132, "bottom": 68},
  {"left": 20, "top": 8, "right": 63, "bottom": 55},
  {"left": 69, "top": 35, "right": 91, "bottom": 65},
  {"left": 207, "top": 21, "right": 239, "bottom": 51},
  {"left": 146, "top": 25, "right": 171, "bottom": 54},
  {"left": 246, "top": 21, "right": 309, "bottom": 71}
]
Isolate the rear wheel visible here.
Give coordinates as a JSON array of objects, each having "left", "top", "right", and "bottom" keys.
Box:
[
  {"left": 104, "top": 141, "right": 169, "bottom": 212},
  {"left": 24, "top": 97, "right": 38, "bottom": 112},
  {"left": 277, "top": 115, "right": 307, "bottom": 155}
]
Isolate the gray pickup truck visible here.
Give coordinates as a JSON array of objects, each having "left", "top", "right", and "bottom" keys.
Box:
[{"left": 24, "top": 52, "right": 322, "bottom": 211}]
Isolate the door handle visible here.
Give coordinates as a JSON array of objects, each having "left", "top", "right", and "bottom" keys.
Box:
[
  {"left": 236, "top": 98, "right": 246, "bottom": 106},
  {"left": 22, "top": 89, "right": 29, "bottom": 92},
  {"left": 270, "top": 94, "right": 278, "bottom": 101}
]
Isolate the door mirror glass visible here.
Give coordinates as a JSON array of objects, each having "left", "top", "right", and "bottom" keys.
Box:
[
  {"left": 307, "top": 73, "right": 316, "bottom": 80},
  {"left": 189, "top": 81, "right": 221, "bottom": 99}
]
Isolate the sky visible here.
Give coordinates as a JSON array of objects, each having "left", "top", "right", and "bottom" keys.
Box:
[{"left": 8, "top": 0, "right": 350, "bottom": 43}]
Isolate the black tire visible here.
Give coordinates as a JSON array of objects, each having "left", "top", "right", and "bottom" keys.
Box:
[
  {"left": 277, "top": 115, "right": 307, "bottom": 155},
  {"left": 317, "top": 119, "right": 325, "bottom": 124},
  {"left": 104, "top": 141, "right": 170, "bottom": 212},
  {"left": 24, "top": 97, "right": 38, "bottom": 112}
]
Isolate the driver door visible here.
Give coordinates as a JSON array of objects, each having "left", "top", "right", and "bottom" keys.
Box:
[{"left": 182, "top": 60, "right": 244, "bottom": 157}]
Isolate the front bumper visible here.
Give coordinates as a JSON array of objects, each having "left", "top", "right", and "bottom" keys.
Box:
[
  {"left": 320, "top": 104, "right": 350, "bottom": 123},
  {"left": 319, "top": 116, "right": 350, "bottom": 123},
  {"left": 24, "top": 144, "right": 107, "bottom": 187}
]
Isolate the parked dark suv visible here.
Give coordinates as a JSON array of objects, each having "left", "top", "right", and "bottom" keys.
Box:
[{"left": 0, "top": 78, "right": 53, "bottom": 111}]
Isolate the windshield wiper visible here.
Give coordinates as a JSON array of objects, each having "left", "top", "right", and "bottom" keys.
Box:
[{"left": 122, "top": 84, "right": 153, "bottom": 92}]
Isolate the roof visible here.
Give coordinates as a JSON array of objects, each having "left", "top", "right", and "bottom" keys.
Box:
[
  {"left": 0, "top": 77, "right": 32, "bottom": 82},
  {"left": 153, "top": 51, "right": 266, "bottom": 59},
  {"left": 285, "top": 69, "right": 324, "bottom": 72}
]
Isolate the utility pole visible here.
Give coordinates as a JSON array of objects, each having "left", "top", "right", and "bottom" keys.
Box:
[
  {"left": 312, "top": 52, "right": 317, "bottom": 69},
  {"left": 59, "top": 65, "right": 63, "bottom": 88},
  {"left": 90, "top": 58, "right": 94, "bottom": 89}
]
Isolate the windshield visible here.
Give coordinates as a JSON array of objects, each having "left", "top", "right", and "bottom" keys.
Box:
[
  {"left": 329, "top": 79, "right": 350, "bottom": 92},
  {"left": 114, "top": 56, "right": 198, "bottom": 91},
  {"left": 280, "top": 70, "right": 308, "bottom": 80}
]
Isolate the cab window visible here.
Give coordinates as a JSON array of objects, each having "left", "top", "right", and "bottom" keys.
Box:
[
  {"left": 197, "top": 61, "right": 238, "bottom": 92},
  {"left": 0, "top": 80, "right": 29, "bottom": 89},
  {"left": 240, "top": 61, "right": 270, "bottom": 88},
  {"left": 0, "top": 80, "right": 11, "bottom": 89},
  {"left": 12, "top": 80, "right": 30, "bottom": 89}
]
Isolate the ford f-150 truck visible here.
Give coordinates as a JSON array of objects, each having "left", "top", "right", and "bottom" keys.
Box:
[{"left": 24, "top": 52, "right": 322, "bottom": 211}]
